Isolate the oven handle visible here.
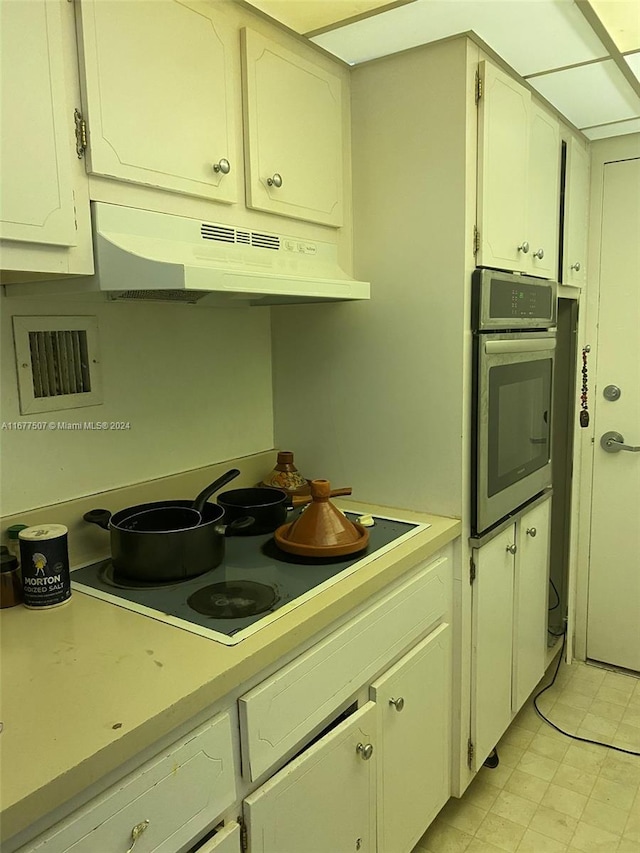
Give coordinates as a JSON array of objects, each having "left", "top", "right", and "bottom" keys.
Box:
[{"left": 484, "top": 339, "right": 556, "bottom": 354}]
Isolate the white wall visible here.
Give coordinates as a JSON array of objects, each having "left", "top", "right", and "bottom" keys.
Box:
[
  {"left": 0, "top": 294, "right": 273, "bottom": 513},
  {"left": 271, "top": 39, "right": 475, "bottom": 517}
]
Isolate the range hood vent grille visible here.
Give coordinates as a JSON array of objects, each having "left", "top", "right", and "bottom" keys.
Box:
[
  {"left": 200, "top": 223, "right": 280, "bottom": 251},
  {"left": 115, "top": 289, "right": 209, "bottom": 304}
]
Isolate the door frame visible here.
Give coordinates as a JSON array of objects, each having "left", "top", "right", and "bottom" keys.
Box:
[{"left": 573, "top": 133, "right": 640, "bottom": 662}]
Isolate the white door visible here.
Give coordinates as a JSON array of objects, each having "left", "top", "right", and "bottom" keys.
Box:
[
  {"left": 244, "top": 703, "right": 376, "bottom": 853},
  {"left": 472, "top": 525, "right": 515, "bottom": 768},
  {"left": 371, "top": 624, "right": 451, "bottom": 853},
  {"left": 527, "top": 103, "right": 560, "bottom": 280},
  {"left": 512, "top": 499, "right": 550, "bottom": 712},
  {"left": 586, "top": 157, "right": 640, "bottom": 672}
]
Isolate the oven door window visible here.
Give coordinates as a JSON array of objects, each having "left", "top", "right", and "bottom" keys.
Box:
[{"left": 487, "top": 359, "right": 552, "bottom": 497}]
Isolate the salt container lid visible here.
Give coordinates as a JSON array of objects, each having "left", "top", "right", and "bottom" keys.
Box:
[{"left": 18, "top": 524, "right": 68, "bottom": 540}]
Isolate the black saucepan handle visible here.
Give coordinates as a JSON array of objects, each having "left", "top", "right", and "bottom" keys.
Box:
[
  {"left": 192, "top": 469, "right": 241, "bottom": 515},
  {"left": 83, "top": 509, "right": 112, "bottom": 531},
  {"left": 216, "top": 515, "right": 255, "bottom": 536}
]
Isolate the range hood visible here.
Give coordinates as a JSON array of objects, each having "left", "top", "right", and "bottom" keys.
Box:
[{"left": 6, "top": 203, "right": 369, "bottom": 306}]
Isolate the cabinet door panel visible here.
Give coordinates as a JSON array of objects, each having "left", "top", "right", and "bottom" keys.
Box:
[
  {"left": 472, "top": 526, "right": 515, "bottom": 768},
  {"left": 0, "top": 0, "right": 77, "bottom": 246},
  {"left": 371, "top": 623, "right": 451, "bottom": 853},
  {"left": 244, "top": 703, "right": 376, "bottom": 853},
  {"left": 528, "top": 103, "right": 560, "bottom": 279},
  {"left": 513, "top": 500, "right": 550, "bottom": 712},
  {"left": 477, "top": 61, "right": 530, "bottom": 273},
  {"left": 77, "top": 0, "right": 238, "bottom": 203},
  {"left": 241, "top": 28, "right": 343, "bottom": 227},
  {"left": 563, "top": 138, "right": 590, "bottom": 286}
]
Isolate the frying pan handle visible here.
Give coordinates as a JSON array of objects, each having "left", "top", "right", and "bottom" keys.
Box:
[
  {"left": 215, "top": 516, "right": 255, "bottom": 536},
  {"left": 193, "top": 469, "right": 241, "bottom": 515},
  {"left": 83, "top": 509, "right": 112, "bottom": 531}
]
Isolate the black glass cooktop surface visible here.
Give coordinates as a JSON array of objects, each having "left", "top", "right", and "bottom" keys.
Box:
[{"left": 71, "top": 511, "right": 423, "bottom": 644}]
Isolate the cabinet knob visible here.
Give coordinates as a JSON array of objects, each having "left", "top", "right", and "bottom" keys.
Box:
[
  {"left": 533, "top": 248, "right": 545, "bottom": 260},
  {"left": 389, "top": 696, "right": 405, "bottom": 712},
  {"left": 267, "top": 172, "right": 283, "bottom": 188},
  {"left": 356, "top": 742, "right": 374, "bottom": 760},
  {"left": 506, "top": 543, "right": 517, "bottom": 555},
  {"left": 526, "top": 527, "right": 537, "bottom": 537},
  {"left": 571, "top": 261, "right": 581, "bottom": 272},
  {"left": 212, "top": 158, "right": 231, "bottom": 175},
  {"left": 517, "top": 241, "right": 530, "bottom": 254},
  {"left": 126, "top": 820, "right": 150, "bottom": 853}
]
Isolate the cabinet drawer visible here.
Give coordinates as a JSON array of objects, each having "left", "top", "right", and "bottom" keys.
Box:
[
  {"left": 22, "top": 713, "right": 237, "bottom": 853},
  {"left": 240, "top": 555, "right": 449, "bottom": 781}
]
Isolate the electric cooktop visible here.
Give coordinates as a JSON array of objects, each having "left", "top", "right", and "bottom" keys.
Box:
[{"left": 71, "top": 511, "right": 428, "bottom": 645}]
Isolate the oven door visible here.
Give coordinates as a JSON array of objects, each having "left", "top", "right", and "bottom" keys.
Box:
[{"left": 473, "top": 331, "right": 555, "bottom": 534}]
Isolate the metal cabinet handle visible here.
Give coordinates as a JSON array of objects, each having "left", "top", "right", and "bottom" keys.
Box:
[
  {"left": 533, "top": 248, "right": 545, "bottom": 260},
  {"left": 267, "top": 172, "right": 283, "bottom": 188},
  {"left": 506, "top": 543, "right": 517, "bottom": 555},
  {"left": 570, "top": 261, "right": 581, "bottom": 272},
  {"left": 526, "top": 527, "right": 537, "bottom": 537},
  {"left": 212, "top": 158, "right": 230, "bottom": 175},
  {"left": 601, "top": 431, "right": 640, "bottom": 453},
  {"left": 517, "top": 241, "right": 530, "bottom": 254},
  {"left": 126, "top": 820, "right": 150, "bottom": 853},
  {"left": 389, "top": 696, "right": 405, "bottom": 712},
  {"left": 356, "top": 742, "right": 373, "bottom": 760}
]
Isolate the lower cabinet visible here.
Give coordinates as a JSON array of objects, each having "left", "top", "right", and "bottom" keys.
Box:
[
  {"left": 243, "top": 620, "right": 452, "bottom": 853},
  {"left": 471, "top": 498, "right": 550, "bottom": 768}
]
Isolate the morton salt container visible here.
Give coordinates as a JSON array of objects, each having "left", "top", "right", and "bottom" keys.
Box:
[{"left": 19, "top": 524, "right": 71, "bottom": 609}]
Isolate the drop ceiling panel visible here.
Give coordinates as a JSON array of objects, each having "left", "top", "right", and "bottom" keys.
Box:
[
  {"left": 312, "top": 0, "right": 607, "bottom": 73},
  {"left": 529, "top": 59, "right": 640, "bottom": 127},
  {"left": 588, "top": 0, "right": 640, "bottom": 52},
  {"left": 626, "top": 51, "right": 640, "bottom": 83},
  {"left": 582, "top": 117, "right": 640, "bottom": 139}
]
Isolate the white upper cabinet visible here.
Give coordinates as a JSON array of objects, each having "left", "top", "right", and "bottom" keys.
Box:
[
  {"left": 477, "top": 61, "right": 560, "bottom": 278},
  {"left": 0, "top": 0, "right": 77, "bottom": 247},
  {"left": 562, "top": 136, "right": 590, "bottom": 286},
  {"left": 241, "top": 28, "right": 344, "bottom": 228},
  {"left": 76, "top": 0, "right": 239, "bottom": 204}
]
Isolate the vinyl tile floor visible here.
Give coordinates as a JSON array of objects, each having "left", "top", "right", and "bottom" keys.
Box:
[{"left": 413, "top": 659, "right": 640, "bottom": 853}]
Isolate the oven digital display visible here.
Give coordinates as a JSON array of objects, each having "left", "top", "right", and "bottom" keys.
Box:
[{"left": 489, "top": 281, "right": 552, "bottom": 319}]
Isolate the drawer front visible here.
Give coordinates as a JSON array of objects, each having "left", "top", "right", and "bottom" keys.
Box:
[
  {"left": 240, "top": 555, "right": 449, "bottom": 781},
  {"left": 23, "top": 713, "right": 237, "bottom": 853}
]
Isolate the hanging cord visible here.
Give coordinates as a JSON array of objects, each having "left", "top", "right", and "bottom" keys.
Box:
[
  {"left": 533, "top": 629, "right": 640, "bottom": 757},
  {"left": 548, "top": 577, "right": 560, "bottom": 612}
]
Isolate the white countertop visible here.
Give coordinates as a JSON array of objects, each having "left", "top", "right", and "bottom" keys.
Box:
[{"left": 0, "top": 500, "right": 460, "bottom": 844}]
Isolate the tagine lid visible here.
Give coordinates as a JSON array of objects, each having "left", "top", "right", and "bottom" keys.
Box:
[{"left": 274, "top": 479, "right": 369, "bottom": 558}]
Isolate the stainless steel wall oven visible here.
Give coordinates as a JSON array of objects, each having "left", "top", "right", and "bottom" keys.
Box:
[{"left": 472, "top": 269, "right": 557, "bottom": 535}]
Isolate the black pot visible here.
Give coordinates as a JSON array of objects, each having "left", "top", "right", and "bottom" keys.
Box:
[
  {"left": 83, "top": 470, "right": 253, "bottom": 581},
  {"left": 217, "top": 487, "right": 289, "bottom": 535}
]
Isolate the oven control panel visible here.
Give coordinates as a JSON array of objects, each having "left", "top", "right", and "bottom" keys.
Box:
[{"left": 472, "top": 269, "right": 557, "bottom": 330}]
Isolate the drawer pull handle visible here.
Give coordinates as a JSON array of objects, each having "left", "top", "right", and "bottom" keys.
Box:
[
  {"left": 389, "top": 696, "right": 405, "bottom": 712},
  {"left": 356, "top": 742, "right": 373, "bottom": 760},
  {"left": 126, "top": 820, "right": 150, "bottom": 853}
]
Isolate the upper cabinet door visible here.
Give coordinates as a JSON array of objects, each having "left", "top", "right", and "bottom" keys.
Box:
[
  {"left": 528, "top": 103, "right": 560, "bottom": 279},
  {"left": 477, "top": 60, "right": 530, "bottom": 273},
  {"left": 241, "top": 28, "right": 344, "bottom": 227},
  {"left": 0, "top": 0, "right": 77, "bottom": 246},
  {"left": 76, "top": 0, "right": 238, "bottom": 204},
  {"left": 563, "top": 137, "right": 590, "bottom": 286}
]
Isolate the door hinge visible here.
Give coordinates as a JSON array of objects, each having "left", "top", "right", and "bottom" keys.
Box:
[
  {"left": 238, "top": 815, "right": 248, "bottom": 853},
  {"left": 473, "top": 225, "right": 480, "bottom": 256},
  {"left": 469, "top": 556, "right": 476, "bottom": 584},
  {"left": 74, "top": 108, "right": 87, "bottom": 159},
  {"left": 475, "top": 69, "right": 482, "bottom": 105},
  {"left": 467, "top": 738, "right": 475, "bottom": 768}
]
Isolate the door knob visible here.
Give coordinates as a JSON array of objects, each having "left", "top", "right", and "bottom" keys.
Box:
[
  {"left": 526, "top": 527, "right": 537, "bottom": 537},
  {"left": 267, "top": 173, "right": 283, "bottom": 188},
  {"left": 600, "top": 431, "right": 640, "bottom": 453},
  {"left": 212, "top": 158, "right": 230, "bottom": 174},
  {"left": 356, "top": 742, "right": 373, "bottom": 760},
  {"left": 533, "top": 248, "right": 545, "bottom": 260},
  {"left": 517, "top": 241, "right": 530, "bottom": 254},
  {"left": 389, "top": 696, "right": 405, "bottom": 712},
  {"left": 570, "top": 261, "right": 581, "bottom": 272},
  {"left": 506, "top": 543, "right": 517, "bottom": 555}
]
